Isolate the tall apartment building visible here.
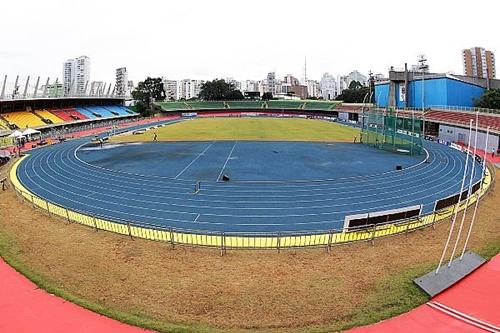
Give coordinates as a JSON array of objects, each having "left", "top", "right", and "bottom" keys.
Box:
[
  {"left": 266, "top": 72, "right": 276, "bottom": 94},
  {"left": 170, "top": 79, "right": 205, "bottom": 100},
  {"left": 320, "top": 73, "right": 337, "bottom": 100},
  {"left": 240, "top": 80, "right": 259, "bottom": 93},
  {"left": 306, "top": 80, "right": 321, "bottom": 98},
  {"left": 462, "top": 47, "right": 496, "bottom": 79},
  {"left": 344, "top": 70, "right": 367, "bottom": 87},
  {"left": 163, "top": 79, "right": 178, "bottom": 100},
  {"left": 115, "top": 67, "right": 128, "bottom": 96},
  {"left": 63, "top": 55, "right": 90, "bottom": 96}
]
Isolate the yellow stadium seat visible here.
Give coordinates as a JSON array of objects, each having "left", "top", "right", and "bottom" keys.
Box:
[
  {"left": 3, "top": 111, "right": 46, "bottom": 128},
  {"left": 34, "top": 109, "right": 64, "bottom": 124}
]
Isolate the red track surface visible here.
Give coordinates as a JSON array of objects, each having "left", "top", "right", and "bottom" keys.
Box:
[
  {"left": 0, "top": 259, "right": 153, "bottom": 333},
  {"left": 348, "top": 254, "right": 500, "bottom": 332},
  {"left": 0, "top": 255, "right": 497, "bottom": 332}
]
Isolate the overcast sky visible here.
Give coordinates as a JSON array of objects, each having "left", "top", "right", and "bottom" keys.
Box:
[{"left": 1, "top": 0, "right": 499, "bottom": 85}]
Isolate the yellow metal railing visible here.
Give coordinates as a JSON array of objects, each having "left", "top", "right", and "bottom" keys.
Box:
[{"left": 8, "top": 156, "right": 493, "bottom": 250}]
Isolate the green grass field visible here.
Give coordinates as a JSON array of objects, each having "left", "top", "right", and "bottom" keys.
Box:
[{"left": 111, "top": 118, "right": 360, "bottom": 142}]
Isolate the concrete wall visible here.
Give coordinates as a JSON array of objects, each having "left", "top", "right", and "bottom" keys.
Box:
[{"left": 438, "top": 124, "right": 499, "bottom": 152}]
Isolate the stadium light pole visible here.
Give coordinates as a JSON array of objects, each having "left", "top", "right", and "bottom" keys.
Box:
[
  {"left": 436, "top": 119, "right": 473, "bottom": 274},
  {"left": 460, "top": 127, "right": 490, "bottom": 260},
  {"left": 448, "top": 112, "right": 479, "bottom": 266}
]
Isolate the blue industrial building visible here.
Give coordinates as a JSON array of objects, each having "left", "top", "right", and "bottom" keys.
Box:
[{"left": 374, "top": 72, "right": 494, "bottom": 109}]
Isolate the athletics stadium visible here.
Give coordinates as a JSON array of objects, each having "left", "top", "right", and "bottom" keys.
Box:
[{"left": 0, "top": 75, "right": 499, "bottom": 332}]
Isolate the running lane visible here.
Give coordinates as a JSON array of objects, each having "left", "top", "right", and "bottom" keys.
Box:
[{"left": 16, "top": 124, "right": 484, "bottom": 233}]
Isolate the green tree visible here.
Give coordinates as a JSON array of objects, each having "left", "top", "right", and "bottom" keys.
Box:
[
  {"left": 261, "top": 92, "right": 273, "bottom": 100},
  {"left": 199, "top": 79, "right": 243, "bottom": 100},
  {"left": 348, "top": 80, "right": 363, "bottom": 90},
  {"left": 474, "top": 89, "right": 500, "bottom": 110},
  {"left": 131, "top": 77, "right": 165, "bottom": 115},
  {"left": 336, "top": 81, "right": 370, "bottom": 103}
]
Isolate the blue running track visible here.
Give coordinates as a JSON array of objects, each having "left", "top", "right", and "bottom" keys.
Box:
[{"left": 16, "top": 119, "right": 483, "bottom": 234}]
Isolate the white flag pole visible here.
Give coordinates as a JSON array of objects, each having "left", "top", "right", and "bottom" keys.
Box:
[
  {"left": 460, "top": 127, "right": 490, "bottom": 260},
  {"left": 436, "top": 119, "right": 473, "bottom": 274},
  {"left": 448, "top": 113, "right": 479, "bottom": 266}
]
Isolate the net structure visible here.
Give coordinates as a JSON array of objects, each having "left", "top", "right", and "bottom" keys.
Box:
[{"left": 360, "top": 108, "right": 424, "bottom": 156}]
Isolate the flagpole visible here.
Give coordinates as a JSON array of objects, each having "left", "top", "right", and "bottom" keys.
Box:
[
  {"left": 460, "top": 127, "right": 490, "bottom": 260},
  {"left": 448, "top": 112, "right": 479, "bottom": 266},
  {"left": 436, "top": 119, "right": 473, "bottom": 274}
]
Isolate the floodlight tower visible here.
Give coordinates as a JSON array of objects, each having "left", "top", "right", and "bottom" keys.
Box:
[
  {"left": 418, "top": 54, "right": 429, "bottom": 136},
  {"left": 303, "top": 57, "right": 308, "bottom": 85}
]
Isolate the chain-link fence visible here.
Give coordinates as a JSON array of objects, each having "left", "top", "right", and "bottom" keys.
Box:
[{"left": 361, "top": 109, "right": 425, "bottom": 156}]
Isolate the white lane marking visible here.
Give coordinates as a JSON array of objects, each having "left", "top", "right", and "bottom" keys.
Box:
[
  {"left": 217, "top": 142, "right": 237, "bottom": 181},
  {"left": 194, "top": 214, "right": 200, "bottom": 222},
  {"left": 174, "top": 142, "right": 214, "bottom": 179}
]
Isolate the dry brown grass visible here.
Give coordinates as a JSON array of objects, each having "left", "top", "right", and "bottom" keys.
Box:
[{"left": 0, "top": 165, "right": 499, "bottom": 332}]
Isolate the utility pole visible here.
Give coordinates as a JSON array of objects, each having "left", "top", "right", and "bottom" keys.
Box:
[{"left": 418, "top": 54, "right": 429, "bottom": 136}]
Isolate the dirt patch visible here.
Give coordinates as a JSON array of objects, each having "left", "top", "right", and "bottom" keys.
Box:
[{"left": 0, "top": 169, "right": 499, "bottom": 332}]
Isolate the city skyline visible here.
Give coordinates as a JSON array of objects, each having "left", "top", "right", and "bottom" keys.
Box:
[{"left": 1, "top": 0, "right": 499, "bottom": 84}]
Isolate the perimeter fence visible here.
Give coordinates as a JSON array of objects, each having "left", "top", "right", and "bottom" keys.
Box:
[{"left": 7, "top": 154, "right": 494, "bottom": 253}]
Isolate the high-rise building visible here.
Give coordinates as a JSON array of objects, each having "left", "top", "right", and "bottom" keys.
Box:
[
  {"left": 63, "top": 55, "right": 90, "bottom": 96},
  {"left": 175, "top": 79, "right": 204, "bottom": 100},
  {"left": 462, "top": 47, "right": 496, "bottom": 79},
  {"left": 320, "top": 73, "right": 337, "bottom": 100},
  {"left": 344, "top": 70, "right": 367, "bottom": 87},
  {"left": 306, "top": 80, "right": 321, "bottom": 98},
  {"left": 266, "top": 72, "right": 276, "bottom": 94},
  {"left": 115, "top": 67, "right": 128, "bottom": 97},
  {"left": 163, "top": 79, "right": 178, "bottom": 100}
]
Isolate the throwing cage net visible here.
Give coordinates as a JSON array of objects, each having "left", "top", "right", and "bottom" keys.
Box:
[{"left": 360, "top": 108, "right": 424, "bottom": 156}]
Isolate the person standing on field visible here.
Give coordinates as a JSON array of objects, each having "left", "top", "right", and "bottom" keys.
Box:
[{"left": 153, "top": 132, "right": 158, "bottom": 142}]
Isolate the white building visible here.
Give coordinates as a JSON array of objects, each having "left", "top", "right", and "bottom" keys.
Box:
[
  {"left": 163, "top": 79, "right": 178, "bottom": 100},
  {"left": 115, "top": 67, "right": 128, "bottom": 97},
  {"left": 320, "top": 73, "right": 337, "bottom": 100},
  {"left": 344, "top": 70, "right": 367, "bottom": 87},
  {"left": 240, "top": 80, "right": 259, "bottom": 93},
  {"left": 63, "top": 55, "right": 90, "bottom": 96},
  {"left": 265, "top": 72, "right": 276, "bottom": 94},
  {"left": 306, "top": 80, "right": 321, "bottom": 98},
  {"left": 174, "top": 79, "right": 205, "bottom": 100}
]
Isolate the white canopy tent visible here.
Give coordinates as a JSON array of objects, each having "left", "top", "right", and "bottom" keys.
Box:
[
  {"left": 8, "top": 130, "right": 24, "bottom": 138},
  {"left": 21, "top": 128, "right": 41, "bottom": 141},
  {"left": 22, "top": 128, "right": 41, "bottom": 136}
]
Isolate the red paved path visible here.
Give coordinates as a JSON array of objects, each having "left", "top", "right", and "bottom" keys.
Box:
[
  {"left": 348, "top": 254, "right": 500, "bottom": 332},
  {"left": 0, "top": 258, "right": 154, "bottom": 333},
  {"left": 1, "top": 254, "right": 497, "bottom": 332}
]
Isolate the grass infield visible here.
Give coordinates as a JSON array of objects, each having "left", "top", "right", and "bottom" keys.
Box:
[{"left": 110, "top": 118, "right": 360, "bottom": 143}]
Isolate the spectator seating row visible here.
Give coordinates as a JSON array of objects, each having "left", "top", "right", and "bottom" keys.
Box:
[
  {"left": 303, "top": 101, "right": 339, "bottom": 110},
  {"left": 227, "top": 101, "right": 264, "bottom": 109},
  {"left": 157, "top": 100, "right": 344, "bottom": 111},
  {"left": 187, "top": 101, "right": 226, "bottom": 110},
  {"left": 426, "top": 110, "right": 500, "bottom": 132},
  {"left": 266, "top": 100, "right": 304, "bottom": 109},
  {"left": 0, "top": 105, "right": 136, "bottom": 129},
  {"left": 49, "top": 108, "right": 89, "bottom": 122},
  {"left": 3, "top": 111, "right": 46, "bottom": 128},
  {"left": 34, "top": 110, "right": 65, "bottom": 124}
]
